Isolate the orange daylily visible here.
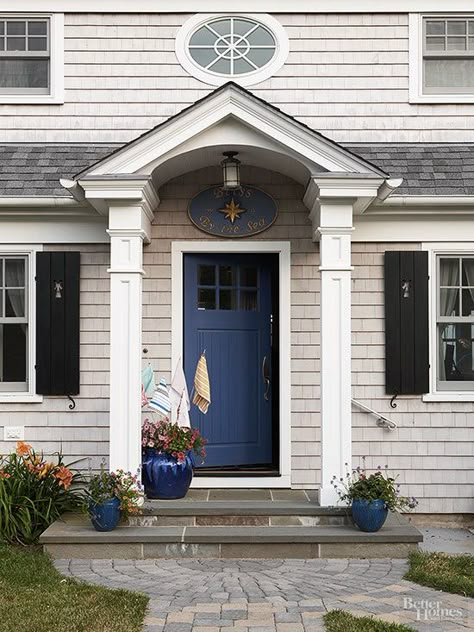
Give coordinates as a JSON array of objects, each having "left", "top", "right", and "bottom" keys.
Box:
[
  {"left": 16, "top": 441, "right": 32, "bottom": 457},
  {"left": 38, "top": 462, "right": 55, "bottom": 479},
  {"left": 54, "top": 465, "right": 73, "bottom": 490}
]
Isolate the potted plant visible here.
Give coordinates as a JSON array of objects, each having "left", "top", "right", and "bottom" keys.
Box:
[
  {"left": 331, "top": 458, "right": 418, "bottom": 532},
  {"left": 86, "top": 466, "right": 144, "bottom": 532},
  {"left": 141, "top": 418, "right": 207, "bottom": 499}
]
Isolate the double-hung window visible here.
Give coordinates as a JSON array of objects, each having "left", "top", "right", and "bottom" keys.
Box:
[
  {"left": 410, "top": 14, "right": 474, "bottom": 102},
  {"left": 0, "top": 256, "right": 28, "bottom": 392},
  {"left": 436, "top": 255, "right": 474, "bottom": 392},
  {"left": 0, "top": 14, "right": 63, "bottom": 103}
]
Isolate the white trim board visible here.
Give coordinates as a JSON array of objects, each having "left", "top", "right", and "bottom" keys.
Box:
[
  {"left": 3, "top": 2, "right": 474, "bottom": 13},
  {"left": 171, "top": 240, "right": 291, "bottom": 489}
]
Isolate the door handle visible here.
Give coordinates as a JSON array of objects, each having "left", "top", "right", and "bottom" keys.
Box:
[{"left": 262, "top": 355, "right": 271, "bottom": 401}]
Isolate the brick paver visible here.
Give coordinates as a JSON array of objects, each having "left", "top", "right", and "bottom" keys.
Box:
[{"left": 54, "top": 558, "right": 472, "bottom": 631}]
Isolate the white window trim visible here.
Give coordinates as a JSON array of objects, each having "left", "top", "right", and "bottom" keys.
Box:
[
  {"left": 409, "top": 13, "right": 474, "bottom": 104},
  {"left": 0, "top": 12, "right": 63, "bottom": 104},
  {"left": 423, "top": 242, "right": 474, "bottom": 402},
  {"left": 0, "top": 244, "right": 43, "bottom": 403},
  {"left": 175, "top": 13, "right": 289, "bottom": 87}
]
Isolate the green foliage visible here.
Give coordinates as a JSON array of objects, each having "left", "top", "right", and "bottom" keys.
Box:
[
  {"left": 0, "top": 544, "right": 148, "bottom": 632},
  {"left": 85, "top": 464, "right": 144, "bottom": 519},
  {"left": 142, "top": 418, "right": 207, "bottom": 463},
  {"left": 324, "top": 610, "right": 415, "bottom": 632},
  {"left": 0, "top": 442, "right": 83, "bottom": 546},
  {"left": 405, "top": 551, "right": 474, "bottom": 598},
  {"left": 331, "top": 457, "right": 418, "bottom": 512}
]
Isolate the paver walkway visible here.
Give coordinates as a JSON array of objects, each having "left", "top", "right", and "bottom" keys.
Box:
[{"left": 55, "top": 558, "right": 472, "bottom": 631}]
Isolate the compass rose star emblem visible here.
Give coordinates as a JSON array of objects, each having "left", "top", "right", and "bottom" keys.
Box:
[{"left": 218, "top": 198, "right": 247, "bottom": 224}]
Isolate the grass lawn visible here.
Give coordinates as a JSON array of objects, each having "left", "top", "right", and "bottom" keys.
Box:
[
  {"left": 404, "top": 551, "right": 474, "bottom": 598},
  {"left": 324, "top": 610, "right": 415, "bottom": 631},
  {"left": 0, "top": 545, "right": 148, "bottom": 632}
]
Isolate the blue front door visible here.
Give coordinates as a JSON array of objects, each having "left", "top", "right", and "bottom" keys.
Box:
[{"left": 184, "top": 254, "right": 276, "bottom": 469}]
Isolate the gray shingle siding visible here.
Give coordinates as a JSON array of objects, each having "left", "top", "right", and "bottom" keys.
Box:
[{"left": 0, "top": 143, "right": 473, "bottom": 197}]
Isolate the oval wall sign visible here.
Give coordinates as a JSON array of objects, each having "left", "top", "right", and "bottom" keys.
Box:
[{"left": 188, "top": 185, "right": 278, "bottom": 238}]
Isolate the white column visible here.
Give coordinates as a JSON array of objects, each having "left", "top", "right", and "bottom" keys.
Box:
[
  {"left": 318, "top": 213, "right": 354, "bottom": 506},
  {"left": 107, "top": 227, "right": 146, "bottom": 473},
  {"left": 79, "top": 178, "right": 159, "bottom": 474}
]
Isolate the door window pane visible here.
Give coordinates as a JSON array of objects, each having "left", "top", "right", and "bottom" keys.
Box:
[
  {"left": 240, "top": 289, "right": 258, "bottom": 311},
  {"left": 219, "top": 265, "right": 236, "bottom": 286},
  {"left": 241, "top": 266, "right": 258, "bottom": 287},
  {"left": 198, "top": 265, "right": 215, "bottom": 286},
  {"left": 198, "top": 288, "right": 216, "bottom": 310},
  {"left": 219, "top": 289, "right": 237, "bottom": 310}
]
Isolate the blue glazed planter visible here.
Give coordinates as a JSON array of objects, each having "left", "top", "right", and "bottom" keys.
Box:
[
  {"left": 89, "top": 497, "right": 121, "bottom": 532},
  {"left": 351, "top": 498, "right": 388, "bottom": 532},
  {"left": 142, "top": 449, "right": 193, "bottom": 499}
]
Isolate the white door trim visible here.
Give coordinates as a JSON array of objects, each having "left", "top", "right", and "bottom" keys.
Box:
[{"left": 171, "top": 240, "right": 291, "bottom": 488}]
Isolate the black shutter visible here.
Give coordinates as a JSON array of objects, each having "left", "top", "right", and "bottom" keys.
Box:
[
  {"left": 384, "top": 251, "right": 429, "bottom": 395},
  {"left": 36, "top": 252, "right": 80, "bottom": 396}
]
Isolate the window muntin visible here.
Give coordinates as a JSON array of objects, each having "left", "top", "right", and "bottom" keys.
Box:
[
  {"left": 423, "top": 17, "right": 474, "bottom": 94},
  {"left": 0, "top": 17, "right": 50, "bottom": 94},
  {"left": 197, "top": 263, "right": 259, "bottom": 311},
  {"left": 188, "top": 17, "right": 277, "bottom": 77},
  {"left": 0, "top": 256, "right": 28, "bottom": 392},
  {"left": 437, "top": 255, "right": 474, "bottom": 389}
]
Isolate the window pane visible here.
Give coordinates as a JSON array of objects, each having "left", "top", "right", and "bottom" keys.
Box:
[
  {"left": 5, "top": 259, "right": 25, "bottom": 287},
  {"left": 207, "top": 19, "right": 228, "bottom": 36},
  {"left": 447, "top": 37, "right": 467, "bottom": 51},
  {"left": 233, "top": 19, "right": 254, "bottom": 36},
  {"left": 7, "top": 37, "right": 26, "bottom": 51},
  {"left": 197, "top": 288, "right": 215, "bottom": 310},
  {"left": 233, "top": 58, "right": 254, "bottom": 74},
  {"left": 447, "top": 21, "right": 467, "bottom": 35},
  {"left": 439, "top": 323, "right": 474, "bottom": 381},
  {"left": 462, "top": 258, "right": 474, "bottom": 286},
  {"left": 247, "top": 26, "right": 275, "bottom": 46},
  {"left": 209, "top": 57, "right": 231, "bottom": 74},
  {"left": 28, "top": 37, "right": 48, "bottom": 51},
  {"left": 462, "top": 289, "right": 474, "bottom": 316},
  {"left": 426, "top": 37, "right": 446, "bottom": 51},
  {"left": 469, "top": 21, "right": 474, "bottom": 35},
  {"left": 440, "top": 258, "right": 459, "bottom": 285},
  {"left": 198, "top": 265, "right": 215, "bottom": 286},
  {"left": 469, "top": 37, "right": 474, "bottom": 50},
  {"left": 189, "top": 48, "right": 216, "bottom": 67},
  {"left": 5, "top": 289, "right": 25, "bottom": 317},
  {"left": 0, "top": 23, "right": 4, "bottom": 36},
  {"left": 6, "top": 21, "right": 26, "bottom": 35},
  {"left": 28, "top": 21, "right": 47, "bottom": 36},
  {"left": 425, "top": 59, "right": 474, "bottom": 91},
  {"left": 426, "top": 20, "right": 445, "bottom": 35},
  {"left": 219, "top": 265, "right": 236, "bottom": 286},
  {"left": 245, "top": 48, "right": 275, "bottom": 67},
  {"left": 0, "top": 59, "right": 49, "bottom": 89},
  {"left": 219, "top": 289, "right": 237, "bottom": 310},
  {"left": 240, "top": 290, "right": 258, "bottom": 311},
  {"left": 189, "top": 28, "right": 215, "bottom": 46},
  {"left": 0, "top": 323, "right": 27, "bottom": 383},
  {"left": 241, "top": 267, "right": 257, "bottom": 287},
  {"left": 440, "top": 288, "right": 459, "bottom": 316}
]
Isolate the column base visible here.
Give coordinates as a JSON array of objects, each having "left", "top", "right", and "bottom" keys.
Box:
[{"left": 319, "top": 486, "right": 343, "bottom": 508}]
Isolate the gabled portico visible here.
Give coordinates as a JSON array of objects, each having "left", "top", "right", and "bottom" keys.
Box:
[{"left": 71, "top": 83, "right": 400, "bottom": 504}]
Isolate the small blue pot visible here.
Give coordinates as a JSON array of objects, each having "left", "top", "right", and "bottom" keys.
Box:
[
  {"left": 89, "top": 497, "right": 121, "bottom": 532},
  {"left": 142, "top": 449, "right": 193, "bottom": 499},
  {"left": 351, "top": 498, "right": 388, "bottom": 532}
]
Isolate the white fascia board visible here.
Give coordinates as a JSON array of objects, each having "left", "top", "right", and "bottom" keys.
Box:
[
  {"left": 353, "top": 216, "right": 474, "bottom": 242},
  {"left": 86, "top": 85, "right": 383, "bottom": 178},
  {"left": 3, "top": 1, "right": 474, "bottom": 12}
]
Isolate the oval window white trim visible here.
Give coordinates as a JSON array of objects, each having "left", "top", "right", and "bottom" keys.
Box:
[{"left": 175, "top": 13, "right": 289, "bottom": 87}]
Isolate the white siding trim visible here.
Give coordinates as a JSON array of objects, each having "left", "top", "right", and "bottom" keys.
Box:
[
  {"left": 423, "top": 241, "right": 474, "bottom": 402},
  {"left": 5, "top": 2, "right": 474, "bottom": 13},
  {"left": 409, "top": 13, "right": 474, "bottom": 104},
  {"left": 171, "top": 240, "right": 291, "bottom": 489},
  {"left": 0, "top": 243, "right": 43, "bottom": 403},
  {"left": 0, "top": 13, "right": 64, "bottom": 105}
]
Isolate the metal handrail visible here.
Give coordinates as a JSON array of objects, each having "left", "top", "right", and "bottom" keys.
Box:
[{"left": 351, "top": 399, "right": 398, "bottom": 430}]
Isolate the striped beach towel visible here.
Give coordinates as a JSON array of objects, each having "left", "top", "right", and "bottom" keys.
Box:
[
  {"left": 149, "top": 377, "right": 172, "bottom": 418},
  {"left": 192, "top": 353, "right": 211, "bottom": 414}
]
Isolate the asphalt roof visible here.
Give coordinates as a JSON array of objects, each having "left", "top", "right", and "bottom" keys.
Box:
[{"left": 0, "top": 142, "right": 473, "bottom": 198}]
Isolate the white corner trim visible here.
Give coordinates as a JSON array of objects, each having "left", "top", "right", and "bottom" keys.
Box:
[
  {"left": 171, "top": 240, "right": 291, "bottom": 488},
  {"left": 0, "top": 13, "right": 64, "bottom": 105},
  {"left": 175, "top": 13, "right": 289, "bottom": 88},
  {"left": 409, "top": 12, "right": 474, "bottom": 104},
  {"left": 0, "top": 244, "right": 43, "bottom": 401}
]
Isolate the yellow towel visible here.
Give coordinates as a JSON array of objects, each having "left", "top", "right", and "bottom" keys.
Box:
[{"left": 193, "top": 353, "right": 211, "bottom": 414}]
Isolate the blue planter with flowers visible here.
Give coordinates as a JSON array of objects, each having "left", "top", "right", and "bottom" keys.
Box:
[{"left": 351, "top": 498, "right": 388, "bottom": 532}]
